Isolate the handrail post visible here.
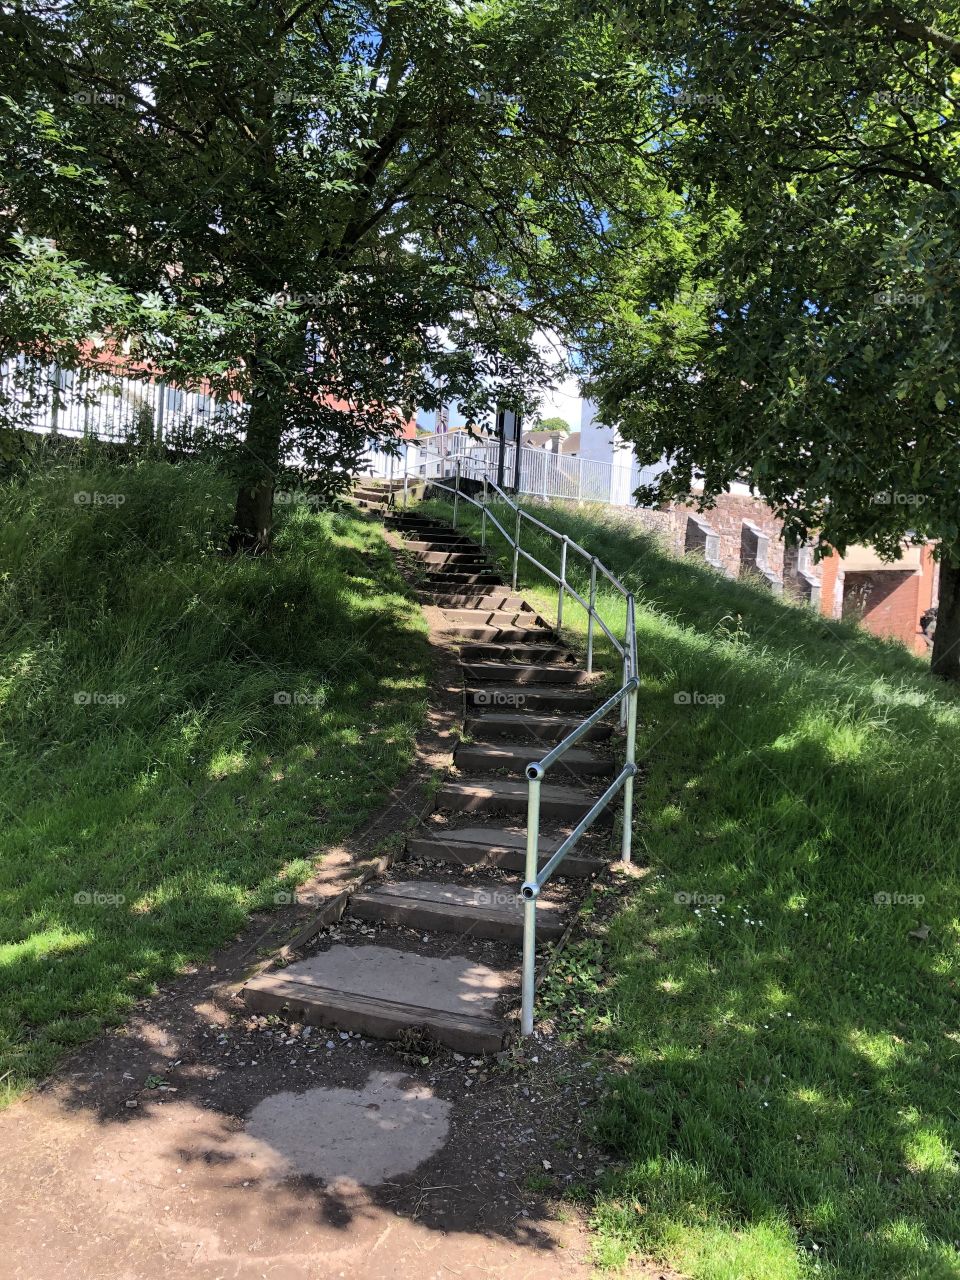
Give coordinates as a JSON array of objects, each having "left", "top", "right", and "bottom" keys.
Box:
[
  {"left": 521, "top": 765, "right": 543, "bottom": 1036},
  {"left": 622, "top": 637, "right": 639, "bottom": 864},
  {"left": 629, "top": 590, "right": 637, "bottom": 682},
  {"left": 620, "top": 591, "right": 633, "bottom": 725},
  {"left": 557, "top": 535, "right": 569, "bottom": 630},
  {"left": 624, "top": 596, "right": 640, "bottom": 860},
  {"left": 586, "top": 559, "right": 597, "bottom": 673},
  {"left": 402, "top": 444, "right": 409, "bottom": 508},
  {"left": 512, "top": 506, "right": 521, "bottom": 590},
  {"left": 453, "top": 459, "right": 461, "bottom": 528},
  {"left": 481, "top": 505, "right": 487, "bottom": 547}
]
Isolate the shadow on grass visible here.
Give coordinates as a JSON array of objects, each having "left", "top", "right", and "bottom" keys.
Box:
[{"left": 408, "top": 494, "right": 959, "bottom": 1276}]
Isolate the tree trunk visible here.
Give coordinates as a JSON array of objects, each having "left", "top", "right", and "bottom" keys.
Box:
[
  {"left": 931, "top": 558, "right": 960, "bottom": 681},
  {"left": 228, "top": 367, "right": 284, "bottom": 554},
  {"left": 230, "top": 476, "right": 276, "bottom": 554}
]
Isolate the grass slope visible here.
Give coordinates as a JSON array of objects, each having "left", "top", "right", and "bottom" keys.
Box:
[
  {"left": 418, "top": 493, "right": 960, "bottom": 1280},
  {"left": 0, "top": 458, "right": 430, "bottom": 1103}
]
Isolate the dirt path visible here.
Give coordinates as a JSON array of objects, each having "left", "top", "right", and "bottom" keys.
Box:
[
  {"left": 0, "top": 977, "right": 603, "bottom": 1280},
  {"left": 1, "top": 903, "right": 677, "bottom": 1280}
]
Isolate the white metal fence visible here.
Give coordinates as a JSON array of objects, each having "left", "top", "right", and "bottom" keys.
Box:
[
  {"left": 363, "top": 431, "right": 663, "bottom": 509},
  {"left": 2, "top": 359, "right": 656, "bottom": 512},
  {"left": 0, "top": 356, "right": 239, "bottom": 444}
]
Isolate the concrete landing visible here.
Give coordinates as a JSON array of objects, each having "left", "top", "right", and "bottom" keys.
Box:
[
  {"left": 243, "top": 1071, "right": 451, "bottom": 1189},
  {"left": 243, "top": 944, "right": 511, "bottom": 1053}
]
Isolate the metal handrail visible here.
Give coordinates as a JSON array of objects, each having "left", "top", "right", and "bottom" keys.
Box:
[
  {"left": 403, "top": 448, "right": 632, "bottom": 674},
  {"left": 396, "top": 447, "right": 640, "bottom": 1037}
]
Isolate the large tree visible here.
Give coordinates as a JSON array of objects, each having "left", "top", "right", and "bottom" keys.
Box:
[
  {"left": 586, "top": 0, "right": 960, "bottom": 677},
  {"left": 1, "top": 0, "right": 649, "bottom": 548}
]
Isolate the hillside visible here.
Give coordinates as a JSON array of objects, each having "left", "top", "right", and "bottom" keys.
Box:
[{"left": 0, "top": 457, "right": 430, "bottom": 1102}]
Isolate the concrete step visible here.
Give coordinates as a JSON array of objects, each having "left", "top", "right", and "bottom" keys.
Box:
[
  {"left": 427, "top": 580, "right": 506, "bottom": 595},
  {"left": 350, "top": 880, "right": 566, "bottom": 942},
  {"left": 407, "top": 826, "right": 605, "bottom": 878},
  {"left": 421, "top": 584, "right": 522, "bottom": 600},
  {"left": 445, "top": 624, "right": 560, "bottom": 644},
  {"left": 356, "top": 477, "right": 406, "bottom": 492},
  {"left": 437, "top": 777, "right": 610, "bottom": 822},
  {"left": 465, "top": 684, "right": 602, "bottom": 713},
  {"left": 398, "top": 530, "right": 473, "bottom": 545},
  {"left": 354, "top": 486, "right": 396, "bottom": 500},
  {"left": 466, "top": 710, "right": 614, "bottom": 743},
  {"left": 461, "top": 661, "right": 596, "bottom": 686},
  {"left": 421, "top": 570, "right": 501, "bottom": 585},
  {"left": 440, "top": 608, "right": 549, "bottom": 628},
  {"left": 385, "top": 516, "right": 451, "bottom": 531},
  {"left": 420, "top": 592, "right": 529, "bottom": 611},
  {"left": 403, "top": 538, "right": 478, "bottom": 552},
  {"left": 243, "top": 944, "right": 509, "bottom": 1054},
  {"left": 414, "top": 550, "right": 494, "bottom": 567},
  {"left": 460, "top": 641, "right": 574, "bottom": 663},
  {"left": 455, "top": 740, "right": 615, "bottom": 779},
  {"left": 425, "top": 570, "right": 504, "bottom": 585}
]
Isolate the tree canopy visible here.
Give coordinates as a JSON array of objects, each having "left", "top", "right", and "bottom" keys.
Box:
[
  {"left": 584, "top": 0, "right": 960, "bottom": 674},
  {"left": 1, "top": 0, "right": 651, "bottom": 545},
  {"left": 536, "top": 414, "right": 573, "bottom": 433},
  {"left": 7, "top": 0, "right": 960, "bottom": 674}
]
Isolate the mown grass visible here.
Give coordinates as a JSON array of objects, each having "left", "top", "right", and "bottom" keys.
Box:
[
  {"left": 0, "top": 456, "right": 430, "bottom": 1103},
  {"left": 417, "top": 492, "right": 960, "bottom": 1280}
]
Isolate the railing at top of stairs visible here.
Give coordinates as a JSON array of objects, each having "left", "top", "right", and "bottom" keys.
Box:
[{"left": 363, "top": 430, "right": 661, "bottom": 509}]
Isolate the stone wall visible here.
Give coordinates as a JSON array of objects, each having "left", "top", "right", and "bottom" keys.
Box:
[{"left": 624, "top": 492, "right": 794, "bottom": 588}]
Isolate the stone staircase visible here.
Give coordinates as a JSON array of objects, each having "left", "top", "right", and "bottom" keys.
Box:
[
  {"left": 351, "top": 475, "right": 400, "bottom": 512},
  {"left": 242, "top": 486, "right": 618, "bottom": 1053}
]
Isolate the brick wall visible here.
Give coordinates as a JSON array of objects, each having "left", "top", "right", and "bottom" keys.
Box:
[
  {"left": 698, "top": 494, "right": 787, "bottom": 579},
  {"left": 818, "top": 549, "right": 843, "bottom": 620},
  {"left": 624, "top": 492, "right": 787, "bottom": 579},
  {"left": 844, "top": 544, "right": 938, "bottom": 654},
  {"left": 620, "top": 505, "right": 687, "bottom": 558},
  {"left": 843, "top": 570, "right": 920, "bottom": 646}
]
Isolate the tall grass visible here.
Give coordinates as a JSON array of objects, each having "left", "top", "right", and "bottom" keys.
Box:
[
  {"left": 0, "top": 456, "right": 430, "bottom": 1102},
  {"left": 418, "top": 492, "right": 960, "bottom": 1280}
]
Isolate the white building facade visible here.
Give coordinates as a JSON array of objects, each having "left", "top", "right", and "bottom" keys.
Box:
[{"left": 579, "top": 399, "right": 668, "bottom": 506}]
